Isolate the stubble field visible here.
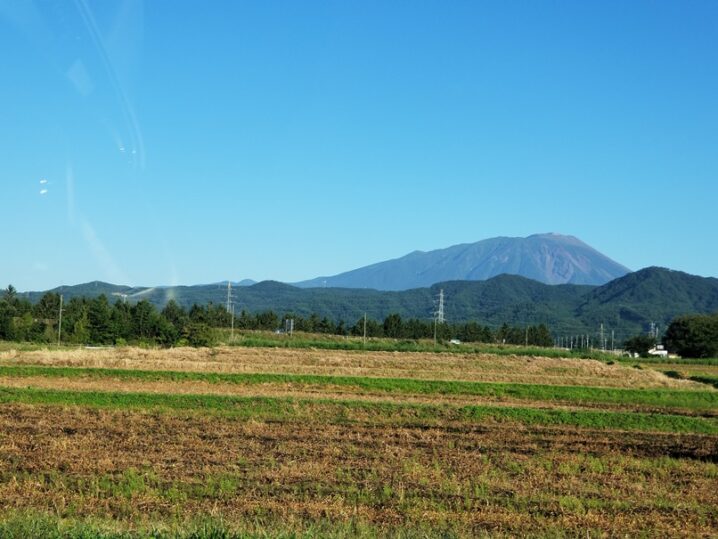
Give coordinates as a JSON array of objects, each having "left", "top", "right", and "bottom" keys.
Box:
[{"left": 0, "top": 344, "right": 716, "bottom": 537}]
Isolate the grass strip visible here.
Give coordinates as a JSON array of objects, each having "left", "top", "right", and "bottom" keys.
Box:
[
  {"left": 0, "top": 365, "right": 716, "bottom": 412},
  {"left": 229, "top": 334, "right": 619, "bottom": 362},
  {"left": 0, "top": 511, "right": 479, "bottom": 539},
  {"left": 626, "top": 356, "right": 718, "bottom": 366},
  {"left": 0, "top": 386, "right": 716, "bottom": 434}
]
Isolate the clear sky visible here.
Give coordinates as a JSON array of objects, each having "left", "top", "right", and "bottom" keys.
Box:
[{"left": 1, "top": 1, "right": 717, "bottom": 291}]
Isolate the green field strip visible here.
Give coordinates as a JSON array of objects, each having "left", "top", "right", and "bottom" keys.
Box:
[
  {"left": 230, "top": 335, "right": 620, "bottom": 361},
  {"left": 0, "top": 364, "right": 716, "bottom": 412},
  {"left": 0, "top": 386, "right": 716, "bottom": 434}
]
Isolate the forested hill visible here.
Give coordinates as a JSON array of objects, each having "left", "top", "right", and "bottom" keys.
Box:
[{"left": 20, "top": 267, "right": 718, "bottom": 338}]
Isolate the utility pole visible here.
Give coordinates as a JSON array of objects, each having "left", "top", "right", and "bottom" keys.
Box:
[
  {"left": 363, "top": 313, "right": 367, "bottom": 345},
  {"left": 57, "top": 294, "right": 63, "bottom": 346},
  {"left": 611, "top": 330, "right": 615, "bottom": 351},
  {"left": 600, "top": 323, "right": 605, "bottom": 351},
  {"left": 226, "top": 281, "right": 235, "bottom": 340}
]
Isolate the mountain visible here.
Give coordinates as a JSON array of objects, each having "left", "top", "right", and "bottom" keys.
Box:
[
  {"left": 22, "top": 267, "right": 718, "bottom": 340},
  {"left": 294, "top": 233, "right": 630, "bottom": 290},
  {"left": 576, "top": 267, "right": 718, "bottom": 330}
]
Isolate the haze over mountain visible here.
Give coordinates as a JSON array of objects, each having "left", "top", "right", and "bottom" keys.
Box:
[{"left": 294, "top": 234, "right": 630, "bottom": 290}]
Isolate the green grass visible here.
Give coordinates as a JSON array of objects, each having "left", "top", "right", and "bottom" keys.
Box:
[
  {"left": 224, "top": 331, "right": 619, "bottom": 361},
  {"left": 1, "top": 364, "right": 715, "bottom": 412},
  {"left": 0, "top": 333, "right": 623, "bottom": 362},
  {"left": 0, "top": 512, "right": 450, "bottom": 539},
  {"left": 625, "top": 356, "right": 718, "bottom": 366},
  {"left": 0, "top": 386, "right": 716, "bottom": 434}
]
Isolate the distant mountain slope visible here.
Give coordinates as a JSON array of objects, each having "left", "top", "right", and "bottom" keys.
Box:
[
  {"left": 24, "top": 281, "right": 140, "bottom": 303},
  {"left": 294, "top": 233, "right": 630, "bottom": 290},
  {"left": 576, "top": 267, "right": 718, "bottom": 330},
  {"left": 23, "top": 268, "right": 718, "bottom": 339}
]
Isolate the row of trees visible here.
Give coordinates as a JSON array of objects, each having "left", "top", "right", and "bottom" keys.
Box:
[
  {"left": 663, "top": 313, "right": 718, "bottom": 358},
  {"left": 0, "top": 286, "right": 554, "bottom": 347},
  {"left": 623, "top": 313, "right": 718, "bottom": 358},
  {"left": 345, "top": 314, "right": 553, "bottom": 346}
]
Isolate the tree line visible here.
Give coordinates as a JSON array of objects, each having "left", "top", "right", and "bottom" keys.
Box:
[
  {"left": 663, "top": 313, "right": 718, "bottom": 358},
  {"left": 0, "top": 286, "right": 554, "bottom": 347},
  {"left": 623, "top": 312, "right": 718, "bottom": 358}
]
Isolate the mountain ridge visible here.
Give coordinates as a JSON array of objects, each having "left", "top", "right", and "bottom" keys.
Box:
[
  {"left": 19, "top": 267, "right": 718, "bottom": 340},
  {"left": 294, "top": 233, "right": 630, "bottom": 290}
]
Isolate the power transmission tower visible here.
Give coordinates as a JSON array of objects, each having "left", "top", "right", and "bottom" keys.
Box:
[
  {"left": 433, "top": 289, "right": 445, "bottom": 345},
  {"left": 226, "top": 282, "right": 235, "bottom": 340},
  {"left": 435, "top": 289, "right": 445, "bottom": 324},
  {"left": 226, "top": 282, "right": 233, "bottom": 313}
]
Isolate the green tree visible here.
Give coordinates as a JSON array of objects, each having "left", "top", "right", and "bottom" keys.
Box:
[
  {"left": 88, "top": 295, "right": 113, "bottom": 344},
  {"left": 663, "top": 314, "right": 718, "bottom": 358},
  {"left": 404, "top": 318, "right": 431, "bottom": 339},
  {"left": 256, "top": 310, "right": 279, "bottom": 330},
  {"left": 623, "top": 334, "right": 656, "bottom": 357},
  {"left": 131, "top": 300, "right": 157, "bottom": 340},
  {"left": 0, "top": 301, "right": 13, "bottom": 340},
  {"left": 184, "top": 323, "right": 216, "bottom": 347},
  {"left": 529, "top": 324, "right": 553, "bottom": 347},
  {"left": 3, "top": 285, "right": 17, "bottom": 305},
  {"left": 162, "top": 300, "right": 188, "bottom": 331},
  {"left": 317, "top": 317, "right": 333, "bottom": 334},
  {"left": 236, "top": 309, "right": 255, "bottom": 330},
  {"left": 155, "top": 316, "right": 179, "bottom": 346},
  {"left": 111, "top": 301, "right": 133, "bottom": 342},
  {"left": 33, "top": 292, "right": 61, "bottom": 321},
  {"left": 383, "top": 313, "right": 404, "bottom": 339}
]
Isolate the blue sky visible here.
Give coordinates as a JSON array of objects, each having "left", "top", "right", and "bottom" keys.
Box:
[{"left": 1, "top": 1, "right": 716, "bottom": 291}]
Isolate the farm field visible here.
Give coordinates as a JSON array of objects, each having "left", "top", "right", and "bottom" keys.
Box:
[
  {"left": 629, "top": 358, "right": 718, "bottom": 389},
  {"left": 0, "top": 345, "right": 716, "bottom": 537}
]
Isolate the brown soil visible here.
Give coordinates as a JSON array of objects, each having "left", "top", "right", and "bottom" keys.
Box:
[{"left": 0, "top": 404, "right": 715, "bottom": 536}]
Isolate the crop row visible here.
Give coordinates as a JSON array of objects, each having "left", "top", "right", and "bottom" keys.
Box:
[
  {"left": 0, "top": 364, "right": 715, "bottom": 412},
  {"left": 0, "top": 386, "right": 716, "bottom": 434}
]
